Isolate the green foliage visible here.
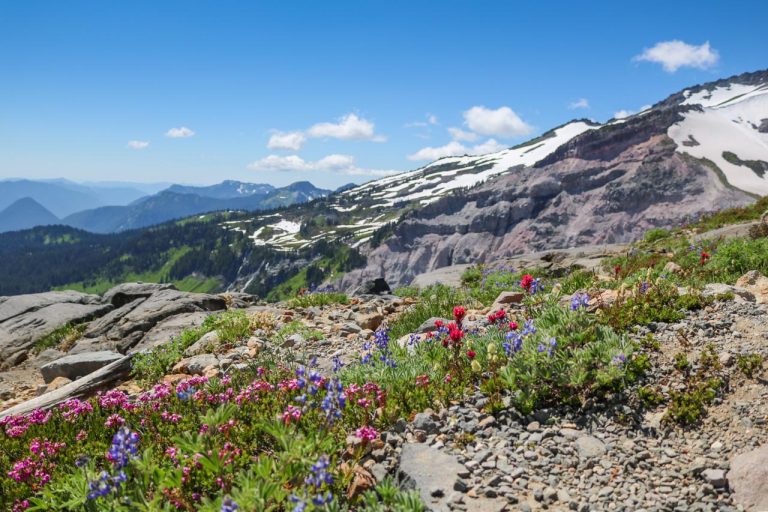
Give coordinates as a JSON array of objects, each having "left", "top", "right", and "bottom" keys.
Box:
[
  {"left": 664, "top": 345, "right": 724, "bottom": 426},
  {"left": 689, "top": 195, "right": 768, "bottom": 232},
  {"left": 132, "top": 324, "right": 212, "bottom": 384},
  {"left": 665, "top": 379, "right": 721, "bottom": 426},
  {"left": 271, "top": 320, "right": 324, "bottom": 345},
  {"left": 387, "top": 285, "right": 474, "bottom": 340},
  {"left": 210, "top": 310, "right": 251, "bottom": 344},
  {"left": 392, "top": 286, "right": 419, "bottom": 298},
  {"left": 643, "top": 228, "right": 671, "bottom": 244},
  {"left": 288, "top": 292, "right": 349, "bottom": 309},
  {"left": 31, "top": 323, "right": 86, "bottom": 355},
  {"left": 638, "top": 386, "right": 665, "bottom": 408},
  {"left": 737, "top": 353, "right": 764, "bottom": 378}
]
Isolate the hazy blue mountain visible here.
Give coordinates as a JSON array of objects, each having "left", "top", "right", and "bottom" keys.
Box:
[
  {"left": 62, "top": 181, "right": 331, "bottom": 233},
  {"left": 0, "top": 180, "right": 105, "bottom": 217},
  {"left": 0, "top": 197, "right": 60, "bottom": 232},
  {"left": 166, "top": 180, "right": 275, "bottom": 199}
]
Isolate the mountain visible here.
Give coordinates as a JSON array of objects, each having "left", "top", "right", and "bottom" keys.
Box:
[
  {"left": 0, "top": 69, "right": 766, "bottom": 297},
  {"left": 62, "top": 181, "right": 332, "bottom": 233},
  {"left": 0, "top": 198, "right": 60, "bottom": 232},
  {"left": 166, "top": 180, "right": 275, "bottom": 199}
]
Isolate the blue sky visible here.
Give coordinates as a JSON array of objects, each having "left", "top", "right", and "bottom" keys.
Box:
[{"left": 1, "top": 0, "right": 766, "bottom": 189}]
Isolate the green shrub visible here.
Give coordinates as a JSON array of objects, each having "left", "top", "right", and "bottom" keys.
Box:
[
  {"left": 287, "top": 292, "right": 349, "bottom": 309},
  {"left": 31, "top": 323, "right": 86, "bottom": 354},
  {"left": 638, "top": 386, "right": 665, "bottom": 408},
  {"left": 665, "top": 378, "right": 721, "bottom": 426},
  {"left": 643, "top": 228, "right": 671, "bottom": 244},
  {"left": 737, "top": 353, "right": 764, "bottom": 378}
]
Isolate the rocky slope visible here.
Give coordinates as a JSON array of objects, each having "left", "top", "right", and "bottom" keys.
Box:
[
  {"left": 2, "top": 265, "right": 768, "bottom": 510},
  {"left": 335, "top": 71, "right": 768, "bottom": 289}
]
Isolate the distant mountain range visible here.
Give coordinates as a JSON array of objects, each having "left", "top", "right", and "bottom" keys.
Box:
[
  {"left": 0, "top": 69, "right": 766, "bottom": 297},
  {"left": 0, "top": 180, "right": 331, "bottom": 234}
]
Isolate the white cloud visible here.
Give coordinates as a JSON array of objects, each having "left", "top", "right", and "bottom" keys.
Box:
[
  {"left": 307, "top": 113, "right": 384, "bottom": 141},
  {"left": 634, "top": 40, "right": 719, "bottom": 73},
  {"left": 165, "top": 126, "right": 195, "bottom": 138},
  {"left": 267, "top": 131, "right": 306, "bottom": 151},
  {"left": 613, "top": 110, "right": 634, "bottom": 120},
  {"left": 127, "top": 140, "right": 149, "bottom": 150},
  {"left": 407, "top": 141, "right": 468, "bottom": 161},
  {"left": 613, "top": 104, "right": 652, "bottom": 120},
  {"left": 471, "top": 139, "right": 506, "bottom": 154},
  {"left": 448, "top": 127, "right": 479, "bottom": 142},
  {"left": 427, "top": 114, "right": 439, "bottom": 125},
  {"left": 407, "top": 138, "right": 507, "bottom": 161},
  {"left": 247, "top": 154, "right": 397, "bottom": 177},
  {"left": 463, "top": 106, "right": 533, "bottom": 138},
  {"left": 569, "top": 98, "right": 590, "bottom": 110}
]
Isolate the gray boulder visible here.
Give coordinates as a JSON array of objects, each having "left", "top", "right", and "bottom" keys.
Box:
[
  {"left": 131, "top": 311, "right": 211, "bottom": 353},
  {"left": 398, "top": 443, "right": 466, "bottom": 512},
  {"left": 728, "top": 445, "right": 768, "bottom": 510},
  {"left": 0, "top": 292, "right": 113, "bottom": 364},
  {"left": 102, "top": 282, "right": 176, "bottom": 307},
  {"left": 184, "top": 330, "right": 220, "bottom": 357},
  {"left": 172, "top": 354, "right": 219, "bottom": 375},
  {"left": 702, "top": 283, "right": 755, "bottom": 302},
  {"left": 103, "top": 289, "right": 226, "bottom": 350},
  {"left": 39, "top": 351, "right": 123, "bottom": 383},
  {"left": 575, "top": 435, "right": 607, "bottom": 459}
]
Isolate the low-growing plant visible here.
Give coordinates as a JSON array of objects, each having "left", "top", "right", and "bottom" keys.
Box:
[
  {"left": 31, "top": 324, "right": 86, "bottom": 355},
  {"left": 210, "top": 309, "right": 252, "bottom": 344},
  {"left": 288, "top": 292, "right": 349, "bottom": 309},
  {"left": 737, "top": 353, "right": 764, "bottom": 378},
  {"left": 638, "top": 386, "right": 665, "bottom": 408},
  {"left": 387, "top": 284, "right": 473, "bottom": 340},
  {"left": 665, "top": 378, "right": 721, "bottom": 426},
  {"left": 248, "top": 310, "right": 278, "bottom": 334},
  {"left": 271, "top": 320, "right": 324, "bottom": 345}
]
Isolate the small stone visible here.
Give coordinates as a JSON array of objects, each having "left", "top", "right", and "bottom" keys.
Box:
[{"left": 702, "top": 469, "right": 727, "bottom": 488}]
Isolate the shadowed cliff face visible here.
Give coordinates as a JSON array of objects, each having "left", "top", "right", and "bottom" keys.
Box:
[{"left": 337, "top": 132, "right": 754, "bottom": 290}]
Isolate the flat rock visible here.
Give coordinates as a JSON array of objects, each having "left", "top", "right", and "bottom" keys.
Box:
[
  {"left": 398, "top": 443, "right": 468, "bottom": 512},
  {"left": 39, "top": 350, "right": 123, "bottom": 383},
  {"left": 0, "top": 294, "right": 113, "bottom": 363},
  {"left": 735, "top": 270, "right": 768, "bottom": 304},
  {"left": 490, "top": 291, "right": 525, "bottom": 312},
  {"left": 702, "top": 283, "right": 755, "bottom": 302},
  {"left": 172, "top": 354, "right": 219, "bottom": 375},
  {"left": 102, "top": 282, "right": 177, "bottom": 307},
  {"left": 184, "top": 330, "right": 220, "bottom": 356},
  {"left": 728, "top": 445, "right": 768, "bottom": 510},
  {"left": 131, "top": 312, "right": 211, "bottom": 353},
  {"left": 575, "top": 435, "right": 607, "bottom": 459},
  {"left": 103, "top": 289, "right": 225, "bottom": 349}
]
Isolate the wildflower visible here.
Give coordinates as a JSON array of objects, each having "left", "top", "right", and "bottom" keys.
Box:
[
  {"left": 449, "top": 328, "right": 464, "bottom": 344},
  {"left": 520, "top": 274, "right": 534, "bottom": 291},
  {"left": 700, "top": 251, "right": 710, "bottom": 266},
  {"left": 470, "top": 360, "right": 482, "bottom": 372},
  {"left": 415, "top": 374, "right": 430, "bottom": 387},
  {"left": 508, "top": 321, "right": 519, "bottom": 330},
  {"left": 612, "top": 354, "right": 627, "bottom": 366},
  {"left": 466, "top": 350, "right": 476, "bottom": 359},
  {"left": 570, "top": 292, "right": 590, "bottom": 311},
  {"left": 639, "top": 281, "right": 650, "bottom": 294},
  {"left": 104, "top": 414, "right": 125, "bottom": 428},
  {"left": 444, "top": 373, "right": 452, "bottom": 383},
  {"left": 291, "top": 455, "right": 334, "bottom": 510},
  {"left": 106, "top": 427, "right": 140, "bottom": 469},
  {"left": 614, "top": 264, "right": 622, "bottom": 277},
  {"left": 434, "top": 319, "right": 444, "bottom": 329},
  {"left": 282, "top": 405, "right": 302, "bottom": 425},
  {"left": 547, "top": 337, "right": 557, "bottom": 357},
  {"left": 453, "top": 306, "right": 466, "bottom": 323},
  {"left": 355, "top": 425, "right": 379, "bottom": 442},
  {"left": 522, "top": 319, "right": 536, "bottom": 335},
  {"left": 487, "top": 309, "right": 506, "bottom": 324},
  {"left": 221, "top": 497, "right": 240, "bottom": 512}
]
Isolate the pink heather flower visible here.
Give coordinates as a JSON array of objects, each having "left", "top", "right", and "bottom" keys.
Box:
[
  {"left": 444, "top": 373, "right": 453, "bottom": 383},
  {"left": 12, "top": 499, "right": 30, "bottom": 512},
  {"left": 198, "top": 424, "right": 210, "bottom": 435},
  {"left": 282, "top": 405, "right": 302, "bottom": 425},
  {"left": 415, "top": 374, "right": 430, "bottom": 387},
  {"left": 76, "top": 430, "right": 87, "bottom": 441},
  {"left": 104, "top": 414, "right": 126, "bottom": 428},
  {"left": 355, "top": 426, "right": 379, "bottom": 442},
  {"left": 98, "top": 389, "right": 132, "bottom": 410},
  {"left": 160, "top": 411, "right": 183, "bottom": 424},
  {"left": 59, "top": 399, "right": 93, "bottom": 422},
  {"left": 27, "top": 409, "right": 52, "bottom": 425}
]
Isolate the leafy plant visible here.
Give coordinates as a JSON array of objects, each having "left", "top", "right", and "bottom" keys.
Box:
[{"left": 737, "top": 353, "right": 764, "bottom": 378}]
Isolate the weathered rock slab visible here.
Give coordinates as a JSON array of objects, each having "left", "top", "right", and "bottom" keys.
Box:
[
  {"left": 40, "top": 351, "right": 123, "bottom": 383},
  {"left": 728, "top": 445, "right": 768, "bottom": 510}
]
